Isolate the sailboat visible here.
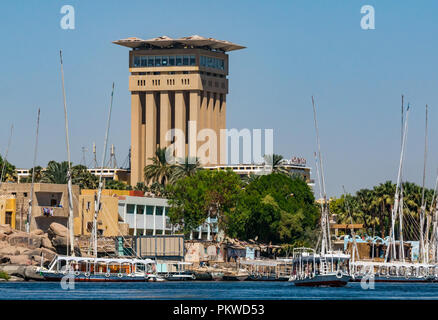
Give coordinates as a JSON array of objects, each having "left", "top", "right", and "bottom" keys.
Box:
[
  {"left": 350, "top": 103, "right": 438, "bottom": 283},
  {"left": 289, "top": 97, "right": 351, "bottom": 287},
  {"left": 37, "top": 51, "right": 157, "bottom": 282}
]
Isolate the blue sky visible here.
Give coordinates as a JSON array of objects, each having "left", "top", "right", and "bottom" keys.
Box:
[{"left": 1, "top": 0, "right": 438, "bottom": 197}]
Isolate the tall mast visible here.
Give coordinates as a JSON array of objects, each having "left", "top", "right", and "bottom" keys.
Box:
[
  {"left": 385, "top": 104, "right": 410, "bottom": 262},
  {"left": 60, "top": 50, "right": 75, "bottom": 256},
  {"left": 92, "top": 82, "right": 115, "bottom": 257},
  {"left": 312, "top": 96, "right": 330, "bottom": 254},
  {"left": 0, "top": 124, "right": 13, "bottom": 187},
  {"left": 419, "top": 104, "right": 428, "bottom": 262},
  {"left": 342, "top": 186, "right": 359, "bottom": 263},
  {"left": 26, "top": 110, "right": 40, "bottom": 233}
]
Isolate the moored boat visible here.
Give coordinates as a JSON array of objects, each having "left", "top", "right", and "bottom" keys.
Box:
[{"left": 37, "top": 255, "right": 157, "bottom": 282}]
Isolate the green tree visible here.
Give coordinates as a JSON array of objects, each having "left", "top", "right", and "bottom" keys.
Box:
[
  {"left": 170, "top": 156, "right": 201, "bottom": 183},
  {"left": 167, "top": 169, "right": 242, "bottom": 235},
  {"left": 228, "top": 173, "right": 319, "bottom": 245},
  {"left": 21, "top": 166, "right": 44, "bottom": 183},
  {"left": 104, "top": 179, "right": 132, "bottom": 190},
  {"left": 71, "top": 165, "right": 98, "bottom": 189},
  {"left": 144, "top": 147, "right": 176, "bottom": 186},
  {"left": 41, "top": 161, "right": 69, "bottom": 184}
]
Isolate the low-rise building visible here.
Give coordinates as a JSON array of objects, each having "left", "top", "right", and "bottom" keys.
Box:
[
  {"left": 0, "top": 183, "right": 79, "bottom": 232},
  {"left": 118, "top": 195, "right": 171, "bottom": 236},
  {"left": 74, "top": 192, "right": 129, "bottom": 237}
]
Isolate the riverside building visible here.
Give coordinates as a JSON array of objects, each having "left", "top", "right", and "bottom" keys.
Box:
[{"left": 113, "top": 35, "right": 245, "bottom": 186}]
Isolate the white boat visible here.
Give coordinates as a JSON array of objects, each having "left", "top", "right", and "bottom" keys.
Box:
[
  {"left": 290, "top": 248, "right": 351, "bottom": 287},
  {"left": 38, "top": 255, "right": 157, "bottom": 282},
  {"left": 289, "top": 97, "right": 350, "bottom": 287}
]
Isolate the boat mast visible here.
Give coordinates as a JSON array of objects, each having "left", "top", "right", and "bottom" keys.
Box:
[
  {"left": 0, "top": 124, "right": 13, "bottom": 188},
  {"left": 313, "top": 152, "right": 324, "bottom": 253},
  {"left": 92, "top": 82, "right": 115, "bottom": 257},
  {"left": 385, "top": 104, "right": 410, "bottom": 262},
  {"left": 60, "top": 50, "right": 75, "bottom": 256},
  {"left": 312, "top": 96, "right": 330, "bottom": 254},
  {"left": 342, "top": 186, "right": 359, "bottom": 263},
  {"left": 419, "top": 104, "right": 428, "bottom": 263},
  {"left": 26, "top": 110, "right": 40, "bottom": 233}
]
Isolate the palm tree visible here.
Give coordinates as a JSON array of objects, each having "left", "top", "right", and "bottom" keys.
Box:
[
  {"left": 41, "top": 161, "right": 69, "bottom": 184},
  {"left": 170, "top": 156, "right": 201, "bottom": 183},
  {"left": 263, "top": 154, "right": 288, "bottom": 174},
  {"left": 144, "top": 147, "right": 176, "bottom": 186}
]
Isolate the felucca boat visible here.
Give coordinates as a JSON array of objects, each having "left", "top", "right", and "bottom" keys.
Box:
[{"left": 289, "top": 97, "right": 351, "bottom": 287}]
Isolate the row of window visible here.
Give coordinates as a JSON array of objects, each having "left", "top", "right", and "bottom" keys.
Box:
[
  {"left": 200, "top": 55, "right": 225, "bottom": 70},
  {"left": 132, "top": 55, "right": 225, "bottom": 70},
  {"left": 126, "top": 204, "right": 166, "bottom": 216},
  {"left": 137, "top": 78, "right": 191, "bottom": 87},
  {"left": 133, "top": 55, "right": 196, "bottom": 68}
]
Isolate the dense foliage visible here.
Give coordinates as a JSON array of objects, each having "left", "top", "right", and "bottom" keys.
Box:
[
  {"left": 330, "top": 181, "right": 434, "bottom": 240},
  {"left": 167, "top": 169, "right": 242, "bottom": 235},
  {"left": 227, "top": 173, "right": 319, "bottom": 245},
  {"left": 167, "top": 170, "right": 320, "bottom": 245}
]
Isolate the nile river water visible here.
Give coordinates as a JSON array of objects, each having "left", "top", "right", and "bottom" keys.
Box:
[{"left": 1, "top": 281, "right": 438, "bottom": 300}]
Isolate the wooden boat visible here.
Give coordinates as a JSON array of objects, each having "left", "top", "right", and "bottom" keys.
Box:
[
  {"left": 38, "top": 255, "right": 157, "bottom": 282},
  {"left": 290, "top": 248, "right": 351, "bottom": 287},
  {"left": 289, "top": 98, "right": 351, "bottom": 287}
]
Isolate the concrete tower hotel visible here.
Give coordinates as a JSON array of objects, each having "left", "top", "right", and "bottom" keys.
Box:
[{"left": 113, "top": 35, "right": 245, "bottom": 186}]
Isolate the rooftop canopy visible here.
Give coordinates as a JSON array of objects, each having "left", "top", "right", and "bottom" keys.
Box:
[{"left": 113, "top": 35, "right": 246, "bottom": 52}]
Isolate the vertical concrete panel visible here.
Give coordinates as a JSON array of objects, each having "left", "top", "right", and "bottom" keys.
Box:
[
  {"left": 189, "top": 91, "right": 200, "bottom": 158},
  {"left": 145, "top": 92, "right": 157, "bottom": 167},
  {"left": 160, "top": 91, "right": 171, "bottom": 149},
  {"left": 131, "top": 93, "right": 142, "bottom": 186},
  {"left": 214, "top": 94, "right": 221, "bottom": 165},
  {"left": 175, "top": 91, "right": 186, "bottom": 159}
]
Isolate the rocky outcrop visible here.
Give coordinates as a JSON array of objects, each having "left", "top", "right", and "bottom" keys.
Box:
[
  {"left": 8, "top": 232, "right": 42, "bottom": 249},
  {"left": 47, "top": 223, "right": 68, "bottom": 239}
]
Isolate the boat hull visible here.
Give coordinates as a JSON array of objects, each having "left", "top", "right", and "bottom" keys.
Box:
[
  {"left": 222, "top": 275, "right": 248, "bottom": 281},
  {"left": 293, "top": 274, "right": 351, "bottom": 287},
  {"left": 40, "top": 271, "right": 152, "bottom": 282}
]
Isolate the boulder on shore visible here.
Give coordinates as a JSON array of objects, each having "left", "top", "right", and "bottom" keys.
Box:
[
  {"left": 8, "top": 255, "right": 32, "bottom": 266},
  {"left": 0, "top": 265, "right": 26, "bottom": 278},
  {"left": 30, "top": 229, "right": 44, "bottom": 236},
  {"left": 24, "top": 266, "right": 44, "bottom": 280},
  {"left": 47, "top": 223, "right": 68, "bottom": 239},
  {"left": 41, "top": 235, "right": 55, "bottom": 251}
]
